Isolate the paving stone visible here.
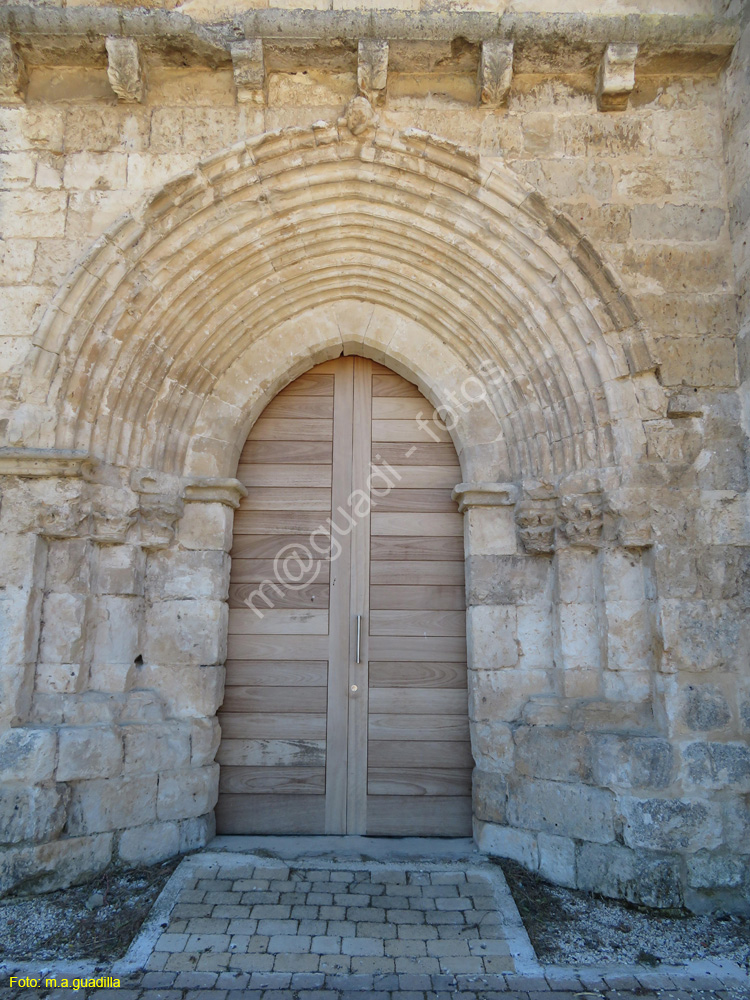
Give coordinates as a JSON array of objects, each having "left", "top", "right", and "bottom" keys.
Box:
[
  {"left": 257, "top": 918, "right": 299, "bottom": 935},
  {"left": 273, "top": 953, "right": 321, "bottom": 973},
  {"left": 291, "top": 973, "right": 326, "bottom": 988},
  {"left": 395, "top": 957, "right": 441, "bottom": 974},
  {"left": 173, "top": 971, "right": 219, "bottom": 988},
  {"left": 386, "top": 938, "right": 428, "bottom": 957},
  {"left": 318, "top": 954, "right": 352, "bottom": 973},
  {"left": 342, "top": 936, "right": 386, "bottom": 956},
  {"left": 155, "top": 932, "right": 189, "bottom": 952},
  {"left": 388, "top": 909, "right": 426, "bottom": 924},
  {"left": 397, "top": 924, "right": 440, "bottom": 940},
  {"left": 352, "top": 956, "right": 397, "bottom": 974},
  {"left": 267, "top": 933, "right": 312, "bottom": 954},
  {"left": 248, "top": 971, "right": 292, "bottom": 989}
]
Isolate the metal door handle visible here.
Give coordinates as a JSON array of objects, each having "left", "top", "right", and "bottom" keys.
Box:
[{"left": 356, "top": 614, "right": 362, "bottom": 664}]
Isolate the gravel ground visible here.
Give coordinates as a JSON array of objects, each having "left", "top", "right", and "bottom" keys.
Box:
[
  {"left": 499, "top": 858, "right": 750, "bottom": 969},
  {"left": 0, "top": 860, "right": 178, "bottom": 963}
]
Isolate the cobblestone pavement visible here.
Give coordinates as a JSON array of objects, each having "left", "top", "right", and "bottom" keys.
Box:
[{"left": 2, "top": 846, "right": 748, "bottom": 1000}]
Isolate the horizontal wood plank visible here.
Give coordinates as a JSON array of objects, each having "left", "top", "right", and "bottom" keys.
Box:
[
  {"left": 368, "top": 740, "right": 474, "bottom": 768},
  {"left": 239, "top": 488, "right": 332, "bottom": 512},
  {"left": 216, "top": 794, "right": 326, "bottom": 834},
  {"left": 231, "top": 560, "right": 330, "bottom": 585},
  {"left": 220, "top": 765, "right": 326, "bottom": 795},
  {"left": 227, "top": 634, "right": 330, "bottom": 659},
  {"left": 241, "top": 440, "right": 333, "bottom": 464},
  {"left": 262, "top": 395, "right": 334, "bottom": 418},
  {"left": 228, "top": 608, "right": 329, "bottom": 635},
  {"left": 371, "top": 513, "right": 463, "bottom": 537},
  {"left": 218, "top": 712, "right": 327, "bottom": 739},
  {"left": 371, "top": 375, "right": 420, "bottom": 397},
  {"left": 369, "top": 714, "right": 470, "bottom": 740},
  {"left": 365, "top": 795, "right": 472, "bottom": 836},
  {"left": 368, "top": 635, "right": 467, "bottom": 661},
  {"left": 372, "top": 443, "right": 459, "bottom": 466},
  {"left": 217, "top": 738, "right": 326, "bottom": 767},
  {"left": 367, "top": 767, "right": 472, "bottom": 796},
  {"left": 221, "top": 685, "right": 328, "bottom": 714},
  {"left": 368, "top": 688, "right": 469, "bottom": 715},
  {"left": 372, "top": 398, "right": 440, "bottom": 420},
  {"left": 370, "top": 490, "right": 458, "bottom": 514},
  {"left": 370, "top": 536, "right": 464, "bottom": 561},
  {"left": 370, "top": 609, "right": 466, "bottom": 636},
  {"left": 280, "top": 373, "right": 334, "bottom": 395},
  {"left": 370, "top": 561, "right": 464, "bottom": 585},
  {"left": 371, "top": 419, "right": 451, "bottom": 443},
  {"left": 370, "top": 585, "right": 465, "bottom": 610},
  {"left": 250, "top": 418, "right": 333, "bottom": 442},
  {"left": 236, "top": 464, "right": 333, "bottom": 488},
  {"left": 369, "top": 661, "right": 467, "bottom": 689},
  {"left": 231, "top": 534, "right": 330, "bottom": 559},
  {"left": 370, "top": 465, "right": 461, "bottom": 489},
  {"left": 234, "top": 511, "right": 332, "bottom": 535},
  {"left": 223, "top": 660, "right": 328, "bottom": 687},
  {"left": 229, "top": 582, "right": 329, "bottom": 610}
]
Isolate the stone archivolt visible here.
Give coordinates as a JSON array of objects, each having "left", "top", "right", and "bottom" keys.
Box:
[{"left": 21, "top": 124, "right": 651, "bottom": 488}]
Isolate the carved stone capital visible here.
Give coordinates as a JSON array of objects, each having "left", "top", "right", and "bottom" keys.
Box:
[
  {"left": 558, "top": 491, "right": 604, "bottom": 547},
  {"left": 340, "top": 96, "right": 378, "bottom": 136},
  {"left": 183, "top": 477, "right": 248, "bottom": 509},
  {"left": 596, "top": 43, "right": 637, "bottom": 112},
  {"left": 605, "top": 488, "right": 654, "bottom": 549},
  {"left": 0, "top": 35, "right": 27, "bottom": 104},
  {"left": 451, "top": 482, "right": 518, "bottom": 513},
  {"left": 478, "top": 40, "right": 513, "bottom": 108},
  {"left": 231, "top": 38, "right": 265, "bottom": 104},
  {"left": 358, "top": 39, "right": 388, "bottom": 107},
  {"left": 515, "top": 499, "right": 556, "bottom": 554},
  {"left": 138, "top": 495, "right": 184, "bottom": 548},
  {"left": 106, "top": 36, "right": 145, "bottom": 103}
]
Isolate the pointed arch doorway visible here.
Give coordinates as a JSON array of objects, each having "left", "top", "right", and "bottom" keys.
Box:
[{"left": 216, "top": 356, "right": 473, "bottom": 836}]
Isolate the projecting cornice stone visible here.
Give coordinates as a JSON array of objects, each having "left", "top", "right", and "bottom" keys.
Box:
[
  {"left": 105, "top": 36, "right": 144, "bottom": 103},
  {"left": 0, "top": 34, "right": 26, "bottom": 103},
  {"left": 0, "top": 448, "right": 90, "bottom": 478},
  {"left": 231, "top": 38, "right": 265, "bottom": 104},
  {"left": 596, "top": 43, "right": 637, "bottom": 112},
  {"left": 479, "top": 40, "right": 513, "bottom": 108},
  {"left": 452, "top": 483, "right": 519, "bottom": 513},
  {"left": 358, "top": 38, "right": 388, "bottom": 106},
  {"left": 183, "top": 478, "right": 248, "bottom": 508}
]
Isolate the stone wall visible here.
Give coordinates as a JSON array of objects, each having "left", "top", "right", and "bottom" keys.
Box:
[{"left": 1, "top": 0, "right": 748, "bottom": 912}]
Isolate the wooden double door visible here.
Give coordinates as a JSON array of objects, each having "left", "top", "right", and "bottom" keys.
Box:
[{"left": 216, "top": 357, "right": 472, "bottom": 836}]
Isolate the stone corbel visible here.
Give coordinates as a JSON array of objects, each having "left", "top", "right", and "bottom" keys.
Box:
[
  {"left": 478, "top": 40, "right": 513, "bottom": 108},
  {"left": 558, "top": 491, "right": 604, "bottom": 547},
  {"left": 231, "top": 38, "right": 265, "bottom": 105},
  {"left": 451, "top": 482, "right": 518, "bottom": 513},
  {"left": 358, "top": 39, "right": 388, "bottom": 107},
  {"left": 183, "top": 477, "right": 248, "bottom": 509},
  {"left": 106, "top": 36, "right": 145, "bottom": 103},
  {"left": 0, "top": 35, "right": 27, "bottom": 104},
  {"left": 131, "top": 469, "right": 183, "bottom": 547},
  {"left": 596, "top": 43, "right": 637, "bottom": 112}
]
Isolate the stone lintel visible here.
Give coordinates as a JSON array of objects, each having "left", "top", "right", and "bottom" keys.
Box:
[
  {"left": 479, "top": 39, "right": 513, "bottom": 108},
  {"left": 231, "top": 38, "right": 265, "bottom": 105},
  {"left": 358, "top": 38, "right": 388, "bottom": 106},
  {"left": 0, "top": 34, "right": 27, "bottom": 104},
  {"left": 0, "top": 448, "right": 90, "bottom": 478},
  {"left": 452, "top": 482, "right": 518, "bottom": 513},
  {"left": 183, "top": 478, "right": 248, "bottom": 508},
  {"left": 596, "top": 43, "right": 638, "bottom": 112},
  {"left": 105, "top": 36, "right": 145, "bottom": 103}
]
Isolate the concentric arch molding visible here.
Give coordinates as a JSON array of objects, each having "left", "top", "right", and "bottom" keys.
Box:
[{"left": 22, "top": 123, "right": 655, "bottom": 484}]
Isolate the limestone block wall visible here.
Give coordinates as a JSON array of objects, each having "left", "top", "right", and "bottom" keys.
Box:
[{"left": 0, "top": 1, "right": 748, "bottom": 912}]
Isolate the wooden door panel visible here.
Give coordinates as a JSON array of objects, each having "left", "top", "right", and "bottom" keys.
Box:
[{"left": 220, "top": 356, "right": 472, "bottom": 838}]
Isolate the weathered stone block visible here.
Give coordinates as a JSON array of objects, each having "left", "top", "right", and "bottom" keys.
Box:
[
  {"left": 138, "top": 664, "right": 225, "bottom": 718},
  {"left": 469, "top": 720, "right": 513, "bottom": 773},
  {"left": 507, "top": 777, "right": 615, "bottom": 844},
  {"left": 465, "top": 554, "right": 551, "bottom": 606},
  {"left": 538, "top": 833, "right": 576, "bottom": 888},
  {"left": 557, "top": 603, "right": 602, "bottom": 672},
  {"left": 92, "top": 544, "right": 145, "bottom": 596},
  {"left": 178, "top": 812, "right": 215, "bottom": 853},
  {"left": 143, "top": 600, "right": 227, "bottom": 665},
  {"left": 661, "top": 599, "right": 748, "bottom": 673},
  {"left": 0, "top": 591, "right": 42, "bottom": 666},
  {"left": 178, "top": 503, "right": 234, "bottom": 551},
  {"left": 38, "top": 592, "right": 87, "bottom": 666},
  {"left": 681, "top": 741, "right": 750, "bottom": 793},
  {"left": 0, "top": 832, "right": 113, "bottom": 898},
  {"left": 0, "top": 727, "right": 55, "bottom": 783},
  {"left": 631, "top": 204, "right": 725, "bottom": 242},
  {"left": 190, "top": 717, "right": 221, "bottom": 767},
  {"left": 62, "top": 152, "right": 128, "bottom": 191},
  {"left": 591, "top": 735, "right": 674, "bottom": 791},
  {"left": 472, "top": 768, "right": 507, "bottom": 825},
  {"left": 66, "top": 774, "right": 157, "bottom": 835},
  {"left": 464, "top": 507, "right": 517, "bottom": 556},
  {"left": 89, "top": 595, "right": 142, "bottom": 666},
  {"left": 35, "top": 661, "right": 85, "bottom": 696},
  {"left": 469, "top": 667, "right": 551, "bottom": 723},
  {"left": 467, "top": 605, "right": 518, "bottom": 670},
  {"left": 516, "top": 604, "right": 554, "bottom": 670},
  {"left": 57, "top": 726, "right": 123, "bottom": 782},
  {"left": 146, "top": 549, "right": 230, "bottom": 601},
  {"left": 514, "top": 726, "right": 591, "bottom": 783},
  {"left": 0, "top": 783, "right": 69, "bottom": 845},
  {"left": 687, "top": 851, "right": 746, "bottom": 889},
  {"left": 621, "top": 797, "right": 722, "bottom": 853},
  {"left": 577, "top": 841, "right": 683, "bottom": 909},
  {"left": 118, "top": 820, "right": 180, "bottom": 865},
  {"left": 156, "top": 764, "right": 219, "bottom": 821},
  {"left": 474, "top": 820, "right": 538, "bottom": 869},
  {"left": 122, "top": 722, "right": 190, "bottom": 775}
]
